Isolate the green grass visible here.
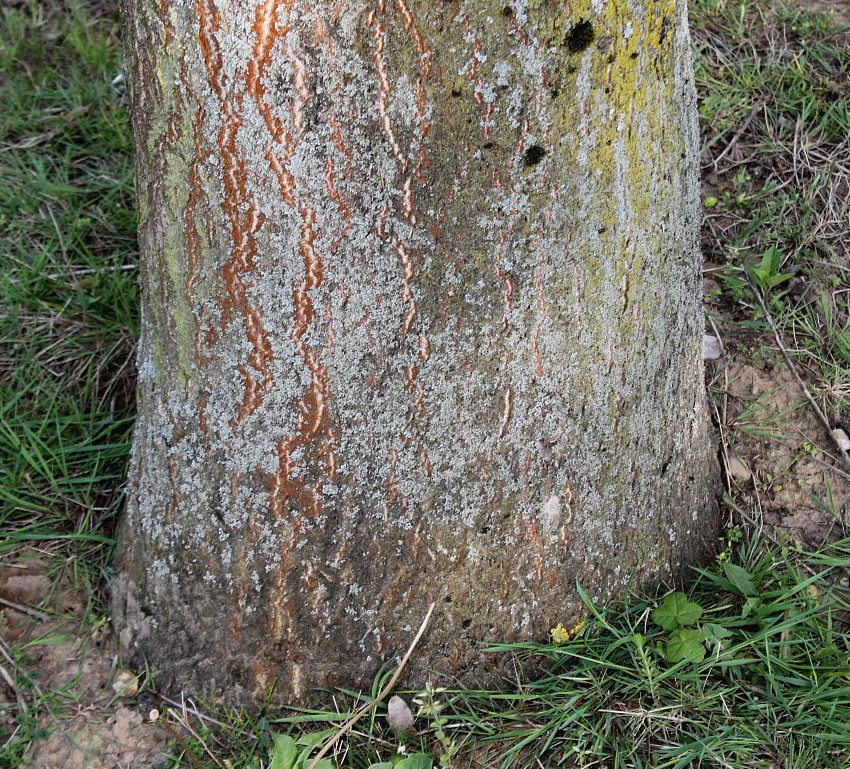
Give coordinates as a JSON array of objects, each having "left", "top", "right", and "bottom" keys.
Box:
[
  {"left": 693, "top": 0, "right": 850, "bottom": 420},
  {"left": 0, "top": 0, "right": 136, "bottom": 594},
  {"left": 1, "top": 0, "right": 849, "bottom": 768}
]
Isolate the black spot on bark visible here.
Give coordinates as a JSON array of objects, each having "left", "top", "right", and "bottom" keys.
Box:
[
  {"left": 659, "top": 16, "right": 671, "bottom": 45},
  {"left": 524, "top": 145, "right": 546, "bottom": 166},
  {"left": 502, "top": 6, "right": 513, "bottom": 17},
  {"left": 565, "top": 19, "right": 595, "bottom": 53}
]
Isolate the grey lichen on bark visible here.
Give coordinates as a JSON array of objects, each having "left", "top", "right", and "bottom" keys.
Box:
[{"left": 114, "top": 0, "right": 719, "bottom": 705}]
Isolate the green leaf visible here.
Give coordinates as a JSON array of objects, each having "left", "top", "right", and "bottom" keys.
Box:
[
  {"left": 309, "top": 761, "right": 335, "bottom": 769},
  {"left": 702, "top": 622, "right": 733, "bottom": 653},
  {"left": 395, "top": 754, "right": 433, "bottom": 769},
  {"left": 666, "top": 628, "right": 706, "bottom": 663},
  {"left": 367, "top": 764, "right": 394, "bottom": 769},
  {"left": 651, "top": 592, "right": 703, "bottom": 631},
  {"left": 295, "top": 729, "right": 336, "bottom": 747},
  {"left": 760, "top": 246, "right": 781, "bottom": 273},
  {"left": 723, "top": 562, "right": 757, "bottom": 596},
  {"left": 748, "top": 247, "right": 793, "bottom": 291},
  {"left": 269, "top": 734, "right": 298, "bottom": 769}
]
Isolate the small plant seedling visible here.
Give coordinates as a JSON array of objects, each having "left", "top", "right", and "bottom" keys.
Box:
[
  {"left": 702, "top": 622, "right": 734, "bottom": 654},
  {"left": 652, "top": 592, "right": 706, "bottom": 664},
  {"left": 722, "top": 562, "right": 758, "bottom": 597},
  {"left": 748, "top": 246, "right": 793, "bottom": 293}
]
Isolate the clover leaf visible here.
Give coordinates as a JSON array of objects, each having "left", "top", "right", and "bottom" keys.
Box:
[
  {"left": 666, "top": 628, "right": 706, "bottom": 663},
  {"left": 651, "top": 592, "right": 703, "bottom": 631}
]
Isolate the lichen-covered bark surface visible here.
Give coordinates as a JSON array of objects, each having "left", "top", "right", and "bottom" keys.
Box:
[{"left": 114, "top": 0, "right": 718, "bottom": 704}]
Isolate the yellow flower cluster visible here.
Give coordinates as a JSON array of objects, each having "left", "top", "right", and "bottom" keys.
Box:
[{"left": 549, "top": 620, "right": 586, "bottom": 644}]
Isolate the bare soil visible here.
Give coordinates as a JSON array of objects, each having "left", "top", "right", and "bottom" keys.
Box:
[
  {"left": 0, "top": 561, "right": 171, "bottom": 768},
  {"left": 711, "top": 352, "right": 850, "bottom": 546}
]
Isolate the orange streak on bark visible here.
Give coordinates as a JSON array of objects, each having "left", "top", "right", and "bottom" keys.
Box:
[
  {"left": 324, "top": 155, "right": 352, "bottom": 232},
  {"left": 394, "top": 239, "right": 417, "bottom": 335},
  {"left": 367, "top": 13, "right": 406, "bottom": 169},
  {"left": 198, "top": 0, "right": 274, "bottom": 425},
  {"left": 404, "top": 363, "right": 417, "bottom": 390},
  {"left": 248, "top": 0, "right": 299, "bottom": 206},
  {"left": 247, "top": 0, "right": 292, "bottom": 144},
  {"left": 300, "top": 561, "right": 319, "bottom": 590},
  {"left": 482, "top": 102, "right": 493, "bottom": 141},
  {"left": 530, "top": 206, "right": 552, "bottom": 378},
  {"left": 418, "top": 334, "right": 430, "bottom": 361},
  {"left": 267, "top": 149, "right": 296, "bottom": 205},
  {"left": 384, "top": 449, "right": 407, "bottom": 515},
  {"left": 395, "top": 0, "right": 424, "bottom": 53},
  {"left": 413, "top": 384, "right": 426, "bottom": 418},
  {"left": 498, "top": 387, "right": 512, "bottom": 439},
  {"left": 493, "top": 220, "right": 516, "bottom": 330},
  {"left": 507, "top": 13, "right": 530, "bottom": 45},
  {"left": 268, "top": 204, "right": 335, "bottom": 520}
]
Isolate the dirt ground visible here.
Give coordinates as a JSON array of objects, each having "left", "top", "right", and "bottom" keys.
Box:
[{"left": 0, "top": 561, "right": 172, "bottom": 768}]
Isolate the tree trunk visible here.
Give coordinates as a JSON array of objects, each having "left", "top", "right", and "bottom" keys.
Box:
[{"left": 114, "top": 0, "right": 718, "bottom": 705}]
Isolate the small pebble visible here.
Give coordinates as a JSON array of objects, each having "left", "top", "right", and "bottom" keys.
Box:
[
  {"left": 387, "top": 695, "right": 414, "bottom": 732},
  {"left": 727, "top": 456, "right": 751, "bottom": 482},
  {"left": 831, "top": 428, "right": 850, "bottom": 452},
  {"left": 111, "top": 669, "right": 139, "bottom": 697},
  {"left": 703, "top": 334, "right": 722, "bottom": 360}
]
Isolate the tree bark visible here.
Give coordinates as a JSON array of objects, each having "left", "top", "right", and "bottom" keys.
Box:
[{"left": 114, "top": 0, "right": 719, "bottom": 705}]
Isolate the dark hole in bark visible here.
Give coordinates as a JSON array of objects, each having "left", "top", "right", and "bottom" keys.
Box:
[
  {"left": 524, "top": 145, "right": 546, "bottom": 167},
  {"left": 444, "top": 595, "right": 453, "bottom": 602},
  {"left": 660, "top": 460, "right": 670, "bottom": 477},
  {"left": 462, "top": 619, "right": 472, "bottom": 629},
  {"left": 565, "top": 19, "right": 595, "bottom": 53},
  {"left": 659, "top": 16, "right": 671, "bottom": 45},
  {"left": 502, "top": 6, "right": 513, "bottom": 17}
]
